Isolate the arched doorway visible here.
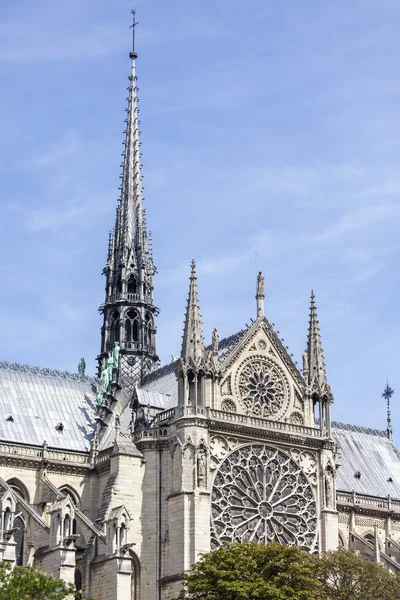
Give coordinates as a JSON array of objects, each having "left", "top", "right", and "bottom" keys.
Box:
[
  {"left": 74, "top": 568, "right": 82, "bottom": 600},
  {"left": 14, "top": 516, "right": 24, "bottom": 566},
  {"left": 130, "top": 551, "right": 141, "bottom": 600}
]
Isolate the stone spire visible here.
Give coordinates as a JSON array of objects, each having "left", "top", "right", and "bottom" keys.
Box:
[
  {"left": 304, "top": 291, "right": 333, "bottom": 401},
  {"left": 107, "top": 31, "right": 151, "bottom": 280},
  {"left": 181, "top": 260, "right": 204, "bottom": 362},
  {"left": 99, "top": 13, "right": 158, "bottom": 394}
]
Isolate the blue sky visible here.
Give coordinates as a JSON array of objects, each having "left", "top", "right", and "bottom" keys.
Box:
[{"left": 1, "top": 0, "right": 399, "bottom": 439}]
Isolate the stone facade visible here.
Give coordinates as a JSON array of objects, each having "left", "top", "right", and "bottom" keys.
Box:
[{"left": 0, "top": 31, "right": 399, "bottom": 600}]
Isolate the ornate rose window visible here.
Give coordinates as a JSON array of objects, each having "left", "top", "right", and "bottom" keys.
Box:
[
  {"left": 236, "top": 356, "right": 289, "bottom": 418},
  {"left": 211, "top": 444, "right": 318, "bottom": 551}
]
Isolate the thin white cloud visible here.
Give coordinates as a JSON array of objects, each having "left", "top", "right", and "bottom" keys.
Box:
[
  {"left": 314, "top": 204, "right": 400, "bottom": 243},
  {"left": 30, "top": 130, "right": 82, "bottom": 168}
]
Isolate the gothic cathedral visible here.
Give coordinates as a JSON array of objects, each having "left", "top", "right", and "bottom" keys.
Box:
[{"left": 0, "top": 26, "right": 399, "bottom": 600}]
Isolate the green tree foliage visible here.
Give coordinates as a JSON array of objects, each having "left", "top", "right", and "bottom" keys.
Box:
[
  {"left": 176, "top": 541, "right": 324, "bottom": 600},
  {"left": 319, "top": 548, "right": 400, "bottom": 600},
  {"left": 0, "top": 561, "right": 75, "bottom": 600},
  {"left": 176, "top": 542, "right": 400, "bottom": 600}
]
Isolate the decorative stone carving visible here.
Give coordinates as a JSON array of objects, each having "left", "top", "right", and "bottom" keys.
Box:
[
  {"left": 256, "top": 272, "right": 264, "bottom": 296},
  {"left": 210, "top": 436, "right": 229, "bottom": 461},
  {"left": 324, "top": 465, "right": 335, "bottom": 509},
  {"left": 289, "top": 449, "right": 317, "bottom": 485},
  {"left": 236, "top": 356, "right": 289, "bottom": 418},
  {"left": 289, "top": 412, "right": 304, "bottom": 425},
  {"left": 209, "top": 436, "right": 238, "bottom": 470},
  {"left": 0, "top": 361, "right": 97, "bottom": 384},
  {"left": 212, "top": 328, "right": 219, "bottom": 355},
  {"left": 211, "top": 444, "right": 317, "bottom": 551},
  {"left": 197, "top": 449, "right": 207, "bottom": 487},
  {"left": 221, "top": 399, "right": 236, "bottom": 413},
  {"left": 220, "top": 374, "right": 232, "bottom": 396},
  {"left": 257, "top": 339, "right": 267, "bottom": 351}
]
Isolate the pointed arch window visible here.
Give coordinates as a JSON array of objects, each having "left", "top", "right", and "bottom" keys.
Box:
[
  {"left": 63, "top": 513, "right": 71, "bottom": 538},
  {"left": 125, "top": 310, "right": 140, "bottom": 343},
  {"left": 110, "top": 311, "right": 120, "bottom": 344},
  {"left": 127, "top": 276, "right": 137, "bottom": 294},
  {"left": 14, "top": 516, "right": 24, "bottom": 566}
]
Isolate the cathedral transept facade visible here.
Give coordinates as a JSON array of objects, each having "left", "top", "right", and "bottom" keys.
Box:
[{"left": 0, "top": 23, "right": 399, "bottom": 600}]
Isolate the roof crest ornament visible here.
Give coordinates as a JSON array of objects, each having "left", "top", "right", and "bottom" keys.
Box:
[
  {"left": 130, "top": 9, "right": 138, "bottom": 58},
  {"left": 0, "top": 361, "right": 97, "bottom": 385},
  {"left": 256, "top": 271, "right": 265, "bottom": 317},
  {"left": 382, "top": 380, "right": 394, "bottom": 442}
]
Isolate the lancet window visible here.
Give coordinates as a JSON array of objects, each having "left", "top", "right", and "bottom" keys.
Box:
[
  {"left": 125, "top": 310, "right": 140, "bottom": 343},
  {"left": 127, "top": 275, "right": 137, "bottom": 294},
  {"left": 110, "top": 311, "right": 120, "bottom": 344}
]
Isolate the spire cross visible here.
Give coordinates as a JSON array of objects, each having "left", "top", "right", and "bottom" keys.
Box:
[
  {"left": 130, "top": 9, "right": 138, "bottom": 54},
  {"left": 382, "top": 380, "right": 394, "bottom": 441}
]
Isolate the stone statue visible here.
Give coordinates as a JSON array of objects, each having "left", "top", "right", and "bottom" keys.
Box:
[
  {"left": 106, "top": 352, "right": 114, "bottom": 385},
  {"left": 257, "top": 271, "right": 264, "bottom": 296},
  {"left": 325, "top": 470, "right": 334, "bottom": 508},
  {"left": 101, "top": 360, "right": 110, "bottom": 394},
  {"left": 112, "top": 342, "right": 120, "bottom": 370},
  {"left": 212, "top": 328, "right": 219, "bottom": 355},
  {"left": 78, "top": 357, "right": 86, "bottom": 377},
  {"left": 197, "top": 449, "right": 207, "bottom": 487},
  {"left": 302, "top": 351, "right": 309, "bottom": 374}
]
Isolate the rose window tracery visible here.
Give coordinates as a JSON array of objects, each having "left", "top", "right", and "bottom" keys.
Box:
[
  {"left": 211, "top": 444, "right": 317, "bottom": 551},
  {"left": 221, "top": 399, "right": 236, "bottom": 413},
  {"left": 236, "top": 356, "right": 288, "bottom": 417}
]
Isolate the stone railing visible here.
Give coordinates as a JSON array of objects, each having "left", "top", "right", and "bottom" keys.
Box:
[
  {"left": 94, "top": 450, "right": 113, "bottom": 467},
  {"left": 155, "top": 408, "right": 176, "bottom": 423},
  {"left": 207, "top": 409, "right": 323, "bottom": 438},
  {"left": 337, "top": 491, "right": 400, "bottom": 514},
  {"left": 133, "top": 427, "right": 169, "bottom": 442},
  {"left": 0, "top": 442, "right": 90, "bottom": 466},
  {"left": 108, "top": 292, "right": 152, "bottom": 305},
  {"left": 106, "top": 341, "right": 155, "bottom": 354},
  {"left": 151, "top": 406, "right": 323, "bottom": 439}
]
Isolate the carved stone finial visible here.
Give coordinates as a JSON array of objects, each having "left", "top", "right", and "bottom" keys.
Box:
[
  {"left": 382, "top": 380, "right": 394, "bottom": 441},
  {"left": 212, "top": 328, "right": 219, "bottom": 355},
  {"left": 256, "top": 271, "right": 265, "bottom": 317}
]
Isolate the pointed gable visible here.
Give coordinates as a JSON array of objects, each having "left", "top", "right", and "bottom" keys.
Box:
[{"left": 217, "top": 317, "right": 306, "bottom": 423}]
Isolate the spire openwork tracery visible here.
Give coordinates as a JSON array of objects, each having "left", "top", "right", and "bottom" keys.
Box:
[{"left": 99, "top": 13, "right": 158, "bottom": 393}]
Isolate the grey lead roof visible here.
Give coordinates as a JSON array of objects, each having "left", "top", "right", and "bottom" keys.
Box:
[
  {"left": 2, "top": 351, "right": 400, "bottom": 502},
  {"left": 332, "top": 422, "right": 400, "bottom": 500},
  {"left": 139, "top": 329, "right": 248, "bottom": 409},
  {"left": 0, "top": 362, "right": 97, "bottom": 452}
]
